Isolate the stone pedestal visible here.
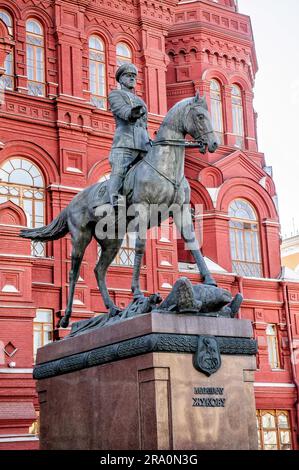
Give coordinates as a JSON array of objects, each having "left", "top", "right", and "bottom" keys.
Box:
[{"left": 35, "top": 313, "right": 258, "bottom": 450}]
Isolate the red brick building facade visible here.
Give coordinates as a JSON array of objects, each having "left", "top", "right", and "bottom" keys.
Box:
[{"left": 0, "top": 0, "right": 298, "bottom": 450}]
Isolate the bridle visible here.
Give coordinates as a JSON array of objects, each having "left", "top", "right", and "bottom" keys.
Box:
[
  {"left": 143, "top": 102, "right": 215, "bottom": 203},
  {"left": 144, "top": 133, "right": 213, "bottom": 204},
  {"left": 151, "top": 102, "right": 215, "bottom": 149}
]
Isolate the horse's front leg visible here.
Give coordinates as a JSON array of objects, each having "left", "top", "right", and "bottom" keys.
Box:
[
  {"left": 173, "top": 206, "right": 217, "bottom": 286},
  {"left": 131, "top": 235, "right": 147, "bottom": 298},
  {"left": 131, "top": 203, "right": 149, "bottom": 298}
]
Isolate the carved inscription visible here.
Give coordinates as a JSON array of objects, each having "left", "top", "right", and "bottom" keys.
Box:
[{"left": 192, "top": 386, "right": 226, "bottom": 408}]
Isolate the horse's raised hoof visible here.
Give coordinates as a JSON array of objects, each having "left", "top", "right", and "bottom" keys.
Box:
[
  {"left": 229, "top": 293, "right": 243, "bottom": 317},
  {"left": 59, "top": 316, "right": 69, "bottom": 328}
]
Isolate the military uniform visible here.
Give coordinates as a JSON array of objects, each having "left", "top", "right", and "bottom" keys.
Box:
[{"left": 107, "top": 63, "right": 150, "bottom": 207}]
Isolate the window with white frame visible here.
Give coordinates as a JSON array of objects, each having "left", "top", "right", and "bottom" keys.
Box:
[
  {"left": 89, "top": 35, "right": 107, "bottom": 110},
  {"left": 231, "top": 84, "right": 244, "bottom": 148},
  {"left": 33, "top": 309, "right": 53, "bottom": 362},
  {"left": 229, "top": 199, "right": 262, "bottom": 277},
  {"left": 210, "top": 79, "right": 224, "bottom": 144},
  {"left": 0, "top": 158, "right": 46, "bottom": 256},
  {"left": 26, "top": 19, "right": 45, "bottom": 97},
  {"left": 116, "top": 42, "right": 132, "bottom": 66}
]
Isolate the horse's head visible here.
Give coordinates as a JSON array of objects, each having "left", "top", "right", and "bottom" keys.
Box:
[{"left": 184, "top": 92, "right": 219, "bottom": 154}]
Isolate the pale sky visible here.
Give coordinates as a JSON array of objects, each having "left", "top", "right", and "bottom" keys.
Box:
[{"left": 238, "top": 0, "right": 299, "bottom": 238}]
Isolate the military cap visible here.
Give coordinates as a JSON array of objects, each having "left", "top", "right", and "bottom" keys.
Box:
[{"left": 115, "top": 63, "right": 138, "bottom": 82}]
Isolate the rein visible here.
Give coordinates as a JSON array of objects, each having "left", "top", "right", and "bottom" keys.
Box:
[
  {"left": 152, "top": 139, "right": 203, "bottom": 148},
  {"left": 142, "top": 102, "right": 215, "bottom": 202},
  {"left": 143, "top": 138, "right": 187, "bottom": 203},
  {"left": 152, "top": 130, "right": 215, "bottom": 148},
  {"left": 143, "top": 158, "right": 184, "bottom": 193}
]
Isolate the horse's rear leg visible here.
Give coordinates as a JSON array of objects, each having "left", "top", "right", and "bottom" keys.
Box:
[
  {"left": 173, "top": 206, "right": 217, "bottom": 286},
  {"left": 59, "top": 228, "right": 92, "bottom": 328},
  {"left": 94, "top": 238, "right": 123, "bottom": 313}
]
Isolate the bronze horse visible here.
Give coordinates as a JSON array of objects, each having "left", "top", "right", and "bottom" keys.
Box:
[{"left": 20, "top": 93, "right": 219, "bottom": 327}]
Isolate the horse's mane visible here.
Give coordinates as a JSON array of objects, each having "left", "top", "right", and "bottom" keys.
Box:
[{"left": 157, "top": 97, "right": 194, "bottom": 134}]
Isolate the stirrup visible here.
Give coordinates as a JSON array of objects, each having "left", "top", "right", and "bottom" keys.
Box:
[{"left": 111, "top": 195, "right": 126, "bottom": 209}]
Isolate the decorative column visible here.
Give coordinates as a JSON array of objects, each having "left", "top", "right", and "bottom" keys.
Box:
[
  {"left": 0, "top": 20, "right": 13, "bottom": 77},
  {"left": 14, "top": 19, "right": 27, "bottom": 94},
  {"left": 137, "top": 0, "right": 178, "bottom": 116},
  {"left": 244, "top": 90, "right": 258, "bottom": 152},
  {"left": 262, "top": 219, "right": 281, "bottom": 279},
  {"left": 203, "top": 212, "right": 232, "bottom": 272},
  {"left": 54, "top": 0, "right": 89, "bottom": 99}
]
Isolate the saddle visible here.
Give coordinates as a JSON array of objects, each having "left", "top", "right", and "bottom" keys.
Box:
[{"left": 91, "top": 158, "right": 142, "bottom": 210}]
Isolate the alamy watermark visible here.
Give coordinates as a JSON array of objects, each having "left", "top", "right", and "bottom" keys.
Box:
[{"left": 95, "top": 200, "right": 204, "bottom": 250}]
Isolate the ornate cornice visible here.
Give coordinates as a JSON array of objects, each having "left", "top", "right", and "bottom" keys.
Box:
[{"left": 33, "top": 333, "right": 257, "bottom": 380}]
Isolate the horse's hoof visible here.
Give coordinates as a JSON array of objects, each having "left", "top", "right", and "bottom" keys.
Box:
[
  {"left": 229, "top": 293, "right": 243, "bottom": 316},
  {"left": 59, "top": 316, "right": 69, "bottom": 328}
]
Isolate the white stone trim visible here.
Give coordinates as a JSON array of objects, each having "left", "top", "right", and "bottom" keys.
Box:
[
  {"left": 161, "top": 260, "right": 172, "bottom": 267},
  {"left": 48, "top": 184, "right": 83, "bottom": 192},
  {"left": 254, "top": 382, "right": 295, "bottom": 388},
  {"left": 58, "top": 93, "right": 86, "bottom": 101},
  {"left": 161, "top": 282, "right": 172, "bottom": 289},
  {"left": 179, "top": 0, "right": 199, "bottom": 4},
  {"left": 0, "top": 253, "right": 52, "bottom": 260},
  {"left": 66, "top": 167, "right": 83, "bottom": 173},
  {"left": 0, "top": 368, "right": 33, "bottom": 374},
  {"left": 1, "top": 284, "right": 18, "bottom": 293},
  {"left": 206, "top": 188, "right": 221, "bottom": 208},
  {"left": 202, "top": 212, "right": 229, "bottom": 219},
  {"left": 0, "top": 305, "right": 36, "bottom": 309},
  {"left": 148, "top": 112, "right": 164, "bottom": 118},
  {"left": 0, "top": 435, "right": 39, "bottom": 443},
  {"left": 243, "top": 299, "right": 284, "bottom": 305}
]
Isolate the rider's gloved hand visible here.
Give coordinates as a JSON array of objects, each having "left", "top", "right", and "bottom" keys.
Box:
[{"left": 130, "top": 105, "right": 145, "bottom": 120}]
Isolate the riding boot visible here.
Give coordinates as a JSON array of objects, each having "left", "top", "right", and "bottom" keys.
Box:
[{"left": 108, "top": 174, "right": 124, "bottom": 208}]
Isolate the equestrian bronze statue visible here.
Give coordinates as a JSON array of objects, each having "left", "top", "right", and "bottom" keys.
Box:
[{"left": 20, "top": 66, "right": 219, "bottom": 328}]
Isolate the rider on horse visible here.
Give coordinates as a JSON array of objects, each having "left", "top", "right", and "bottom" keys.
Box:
[{"left": 107, "top": 63, "right": 151, "bottom": 208}]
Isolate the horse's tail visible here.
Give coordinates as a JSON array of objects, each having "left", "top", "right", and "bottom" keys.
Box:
[{"left": 20, "top": 208, "right": 69, "bottom": 241}]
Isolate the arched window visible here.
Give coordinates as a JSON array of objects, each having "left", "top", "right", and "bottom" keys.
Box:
[
  {"left": 26, "top": 19, "right": 45, "bottom": 96},
  {"left": 231, "top": 84, "right": 244, "bottom": 148},
  {"left": 0, "top": 10, "right": 14, "bottom": 91},
  {"left": 0, "top": 158, "right": 45, "bottom": 256},
  {"left": 116, "top": 42, "right": 132, "bottom": 66},
  {"left": 229, "top": 199, "right": 262, "bottom": 277},
  {"left": 89, "top": 35, "right": 106, "bottom": 110},
  {"left": 210, "top": 79, "right": 223, "bottom": 144}
]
